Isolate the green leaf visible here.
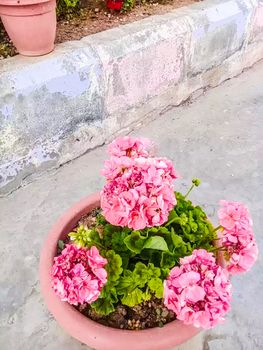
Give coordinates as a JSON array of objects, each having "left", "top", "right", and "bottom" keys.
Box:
[
  {"left": 167, "top": 209, "right": 178, "bottom": 222},
  {"left": 143, "top": 290, "right": 152, "bottom": 301},
  {"left": 149, "top": 251, "right": 163, "bottom": 266},
  {"left": 116, "top": 262, "right": 163, "bottom": 307},
  {"left": 91, "top": 298, "right": 115, "bottom": 316},
  {"left": 112, "top": 231, "right": 130, "bottom": 252},
  {"left": 161, "top": 268, "right": 170, "bottom": 279},
  {"left": 146, "top": 263, "right": 161, "bottom": 279},
  {"left": 133, "top": 262, "right": 148, "bottom": 287},
  {"left": 100, "top": 285, "right": 118, "bottom": 303},
  {"left": 58, "top": 240, "right": 65, "bottom": 251},
  {"left": 121, "top": 288, "right": 144, "bottom": 307},
  {"left": 160, "top": 251, "right": 176, "bottom": 268},
  {"left": 140, "top": 249, "right": 162, "bottom": 267},
  {"left": 144, "top": 236, "right": 169, "bottom": 251},
  {"left": 124, "top": 231, "right": 147, "bottom": 254},
  {"left": 96, "top": 213, "right": 107, "bottom": 225},
  {"left": 179, "top": 213, "right": 188, "bottom": 226},
  {"left": 117, "top": 270, "right": 137, "bottom": 294},
  {"left": 91, "top": 283, "right": 119, "bottom": 316},
  {"left": 63, "top": 0, "right": 80, "bottom": 7},
  {"left": 148, "top": 278, "right": 164, "bottom": 298},
  {"left": 171, "top": 228, "right": 184, "bottom": 247},
  {"left": 119, "top": 253, "right": 130, "bottom": 270},
  {"left": 148, "top": 226, "right": 170, "bottom": 235},
  {"left": 102, "top": 224, "right": 120, "bottom": 248},
  {"left": 105, "top": 250, "right": 123, "bottom": 282}
]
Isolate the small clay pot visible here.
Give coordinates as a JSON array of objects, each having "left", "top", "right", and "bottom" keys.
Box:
[
  {"left": 0, "top": 0, "right": 56, "bottom": 56},
  {"left": 39, "top": 192, "right": 202, "bottom": 350}
]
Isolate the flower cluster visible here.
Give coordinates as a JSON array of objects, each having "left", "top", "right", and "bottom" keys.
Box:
[
  {"left": 164, "top": 249, "right": 232, "bottom": 329},
  {"left": 52, "top": 245, "right": 107, "bottom": 305},
  {"left": 101, "top": 137, "right": 178, "bottom": 230},
  {"left": 107, "top": 136, "right": 153, "bottom": 158},
  {"left": 218, "top": 200, "right": 258, "bottom": 274}
]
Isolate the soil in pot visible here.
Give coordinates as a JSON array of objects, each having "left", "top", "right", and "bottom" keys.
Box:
[{"left": 79, "top": 298, "right": 175, "bottom": 330}]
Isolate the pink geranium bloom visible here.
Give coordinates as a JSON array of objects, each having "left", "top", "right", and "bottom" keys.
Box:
[
  {"left": 226, "top": 241, "right": 258, "bottom": 274},
  {"left": 101, "top": 156, "right": 134, "bottom": 180},
  {"left": 52, "top": 244, "right": 108, "bottom": 305},
  {"left": 164, "top": 249, "right": 232, "bottom": 329},
  {"left": 218, "top": 200, "right": 252, "bottom": 231},
  {"left": 101, "top": 155, "right": 177, "bottom": 230},
  {"left": 107, "top": 136, "right": 153, "bottom": 158},
  {"left": 218, "top": 201, "right": 258, "bottom": 274}
]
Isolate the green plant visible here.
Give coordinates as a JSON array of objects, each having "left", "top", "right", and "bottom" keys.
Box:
[
  {"left": 63, "top": 0, "right": 80, "bottom": 6},
  {"left": 68, "top": 180, "right": 216, "bottom": 315},
  {"left": 122, "top": 0, "right": 136, "bottom": 11},
  {"left": 56, "top": 0, "right": 80, "bottom": 20}
]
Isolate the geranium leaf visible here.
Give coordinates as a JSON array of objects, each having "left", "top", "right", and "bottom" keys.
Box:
[
  {"left": 160, "top": 251, "right": 176, "bottom": 268},
  {"left": 112, "top": 231, "right": 130, "bottom": 252},
  {"left": 148, "top": 278, "right": 164, "bottom": 298},
  {"left": 143, "top": 236, "right": 169, "bottom": 251},
  {"left": 121, "top": 288, "right": 144, "bottom": 307},
  {"left": 146, "top": 263, "right": 161, "bottom": 279},
  {"left": 124, "top": 231, "right": 147, "bottom": 254},
  {"left": 171, "top": 228, "right": 184, "bottom": 247},
  {"left": 133, "top": 262, "right": 148, "bottom": 287},
  {"left": 58, "top": 240, "right": 65, "bottom": 252},
  {"left": 91, "top": 298, "right": 115, "bottom": 316},
  {"left": 117, "top": 270, "right": 137, "bottom": 294},
  {"left": 105, "top": 250, "right": 123, "bottom": 282}
]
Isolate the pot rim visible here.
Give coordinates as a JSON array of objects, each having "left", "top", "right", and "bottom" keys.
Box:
[
  {"left": 39, "top": 192, "right": 201, "bottom": 350},
  {"left": 0, "top": 0, "right": 54, "bottom": 6}
]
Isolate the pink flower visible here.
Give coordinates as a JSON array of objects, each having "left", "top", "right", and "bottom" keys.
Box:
[
  {"left": 222, "top": 232, "right": 258, "bottom": 274},
  {"left": 101, "top": 156, "right": 134, "bottom": 180},
  {"left": 107, "top": 136, "right": 153, "bottom": 158},
  {"left": 226, "top": 241, "right": 258, "bottom": 274},
  {"left": 218, "top": 201, "right": 258, "bottom": 274},
  {"left": 101, "top": 155, "right": 177, "bottom": 230},
  {"left": 164, "top": 249, "right": 232, "bottom": 329},
  {"left": 218, "top": 200, "right": 252, "bottom": 231},
  {"left": 52, "top": 244, "right": 108, "bottom": 305}
]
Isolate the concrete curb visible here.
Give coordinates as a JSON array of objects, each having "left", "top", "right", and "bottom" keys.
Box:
[{"left": 0, "top": 0, "right": 263, "bottom": 194}]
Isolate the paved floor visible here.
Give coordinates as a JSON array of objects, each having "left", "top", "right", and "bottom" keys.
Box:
[{"left": 1, "top": 60, "right": 263, "bottom": 350}]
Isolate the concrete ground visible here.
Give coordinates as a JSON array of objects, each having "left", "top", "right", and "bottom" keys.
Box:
[{"left": 0, "top": 60, "right": 262, "bottom": 350}]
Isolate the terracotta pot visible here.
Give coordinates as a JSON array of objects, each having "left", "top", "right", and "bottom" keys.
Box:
[
  {"left": 39, "top": 193, "right": 202, "bottom": 350},
  {"left": 0, "top": 0, "right": 56, "bottom": 56}
]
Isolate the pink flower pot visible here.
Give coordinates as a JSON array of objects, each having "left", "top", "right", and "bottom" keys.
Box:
[
  {"left": 39, "top": 193, "right": 202, "bottom": 350},
  {"left": 0, "top": 0, "right": 56, "bottom": 56}
]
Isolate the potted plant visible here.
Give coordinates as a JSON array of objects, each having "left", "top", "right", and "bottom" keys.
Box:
[
  {"left": 40, "top": 137, "right": 258, "bottom": 350},
  {"left": 0, "top": 0, "right": 56, "bottom": 56}
]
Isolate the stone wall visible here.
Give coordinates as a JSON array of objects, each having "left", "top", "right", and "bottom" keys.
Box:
[{"left": 0, "top": 0, "right": 263, "bottom": 194}]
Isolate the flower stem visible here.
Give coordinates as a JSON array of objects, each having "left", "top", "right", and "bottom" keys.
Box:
[
  {"left": 213, "top": 225, "right": 223, "bottom": 232},
  {"left": 95, "top": 242, "right": 106, "bottom": 250},
  {"left": 165, "top": 217, "right": 178, "bottom": 226},
  {"left": 184, "top": 184, "right": 195, "bottom": 199},
  {"left": 209, "top": 246, "right": 227, "bottom": 252}
]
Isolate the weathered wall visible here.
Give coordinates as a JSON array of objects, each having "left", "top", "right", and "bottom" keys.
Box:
[{"left": 0, "top": 0, "right": 263, "bottom": 194}]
